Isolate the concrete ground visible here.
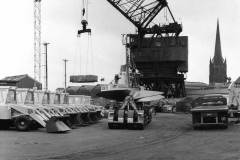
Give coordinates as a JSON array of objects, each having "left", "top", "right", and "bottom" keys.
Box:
[{"left": 1, "top": 113, "right": 240, "bottom": 160}]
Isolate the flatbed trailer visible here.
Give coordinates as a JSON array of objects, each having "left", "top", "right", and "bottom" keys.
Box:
[{"left": 0, "top": 86, "right": 71, "bottom": 133}]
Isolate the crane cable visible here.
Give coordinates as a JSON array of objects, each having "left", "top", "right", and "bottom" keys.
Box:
[
  {"left": 81, "top": 0, "right": 88, "bottom": 21},
  {"left": 164, "top": 7, "right": 168, "bottom": 24},
  {"left": 77, "top": 0, "right": 93, "bottom": 75}
]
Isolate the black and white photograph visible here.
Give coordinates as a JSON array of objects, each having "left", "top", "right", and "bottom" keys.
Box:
[{"left": 0, "top": 0, "right": 240, "bottom": 160}]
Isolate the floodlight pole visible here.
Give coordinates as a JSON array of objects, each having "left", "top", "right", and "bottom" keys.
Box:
[
  {"left": 63, "top": 59, "right": 69, "bottom": 93},
  {"left": 43, "top": 42, "right": 50, "bottom": 90}
]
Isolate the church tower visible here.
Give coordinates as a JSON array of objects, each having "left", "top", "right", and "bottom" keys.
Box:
[{"left": 209, "top": 20, "right": 227, "bottom": 85}]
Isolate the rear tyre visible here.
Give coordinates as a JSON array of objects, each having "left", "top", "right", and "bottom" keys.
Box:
[
  {"left": 138, "top": 124, "right": 144, "bottom": 130},
  {"left": 15, "top": 116, "right": 30, "bottom": 131},
  {"left": 193, "top": 126, "right": 198, "bottom": 130},
  {"left": 108, "top": 123, "right": 114, "bottom": 129},
  {"left": 76, "top": 114, "right": 84, "bottom": 126},
  {"left": 172, "top": 106, "right": 176, "bottom": 113}
]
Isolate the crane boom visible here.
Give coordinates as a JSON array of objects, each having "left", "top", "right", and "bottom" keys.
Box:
[{"left": 106, "top": 0, "right": 182, "bottom": 36}]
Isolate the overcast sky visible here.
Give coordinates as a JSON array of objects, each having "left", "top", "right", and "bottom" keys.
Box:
[{"left": 0, "top": 0, "right": 239, "bottom": 90}]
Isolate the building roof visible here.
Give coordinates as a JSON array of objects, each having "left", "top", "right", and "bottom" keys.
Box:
[{"left": 1, "top": 74, "right": 41, "bottom": 84}]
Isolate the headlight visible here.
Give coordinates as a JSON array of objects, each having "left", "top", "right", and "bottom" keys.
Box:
[
  {"left": 221, "top": 117, "right": 226, "bottom": 121},
  {"left": 138, "top": 113, "right": 144, "bottom": 118},
  {"left": 108, "top": 112, "right": 114, "bottom": 117}
]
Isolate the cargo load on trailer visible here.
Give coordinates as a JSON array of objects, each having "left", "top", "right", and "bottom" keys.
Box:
[{"left": 70, "top": 75, "right": 98, "bottom": 83}]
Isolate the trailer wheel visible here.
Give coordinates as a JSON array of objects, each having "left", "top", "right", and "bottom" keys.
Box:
[
  {"left": 63, "top": 119, "right": 73, "bottom": 128},
  {"left": 0, "top": 120, "right": 10, "bottom": 130},
  {"left": 30, "top": 121, "right": 40, "bottom": 130},
  {"left": 15, "top": 117, "right": 30, "bottom": 131}
]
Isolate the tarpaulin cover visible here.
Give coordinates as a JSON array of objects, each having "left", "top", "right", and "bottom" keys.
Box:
[
  {"left": 97, "top": 88, "right": 163, "bottom": 102},
  {"left": 131, "top": 90, "right": 163, "bottom": 100},
  {"left": 70, "top": 75, "right": 98, "bottom": 83},
  {"left": 96, "top": 88, "right": 132, "bottom": 101},
  {"left": 137, "top": 95, "right": 164, "bottom": 102}
]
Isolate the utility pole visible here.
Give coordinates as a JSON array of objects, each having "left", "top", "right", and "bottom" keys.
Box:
[
  {"left": 43, "top": 42, "right": 50, "bottom": 90},
  {"left": 63, "top": 59, "right": 68, "bottom": 93}
]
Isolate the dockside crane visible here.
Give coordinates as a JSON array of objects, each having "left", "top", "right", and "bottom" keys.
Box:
[{"left": 105, "top": 0, "right": 187, "bottom": 97}]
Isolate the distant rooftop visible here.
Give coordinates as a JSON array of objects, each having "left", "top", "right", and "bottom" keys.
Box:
[
  {"left": 1, "top": 74, "right": 41, "bottom": 84},
  {"left": 185, "top": 81, "right": 208, "bottom": 88}
]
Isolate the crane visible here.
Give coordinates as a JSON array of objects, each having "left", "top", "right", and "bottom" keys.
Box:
[
  {"left": 105, "top": 0, "right": 187, "bottom": 97},
  {"left": 32, "top": 0, "right": 186, "bottom": 96}
]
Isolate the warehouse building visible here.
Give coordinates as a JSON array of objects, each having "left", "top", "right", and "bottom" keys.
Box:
[{"left": 0, "top": 74, "right": 42, "bottom": 90}]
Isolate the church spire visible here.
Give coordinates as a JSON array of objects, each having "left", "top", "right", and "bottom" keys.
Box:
[
  {"left": 213, "top": 19, "right": 223, "bottom": 63},
  {"left": 209, "top": 19, "right": 227, "bottom": 85}
]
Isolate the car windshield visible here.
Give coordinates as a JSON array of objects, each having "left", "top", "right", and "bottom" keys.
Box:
[{"left": 200, "top": 101, "right": 225, "bottom": 106}]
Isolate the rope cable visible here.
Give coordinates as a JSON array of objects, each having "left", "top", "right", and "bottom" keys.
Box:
[
  {"left": 90, "top": 34, "right": 94, "bottom": 74},
  {"left": 85, "top": 34, "right": 90, "bottom": 74}
]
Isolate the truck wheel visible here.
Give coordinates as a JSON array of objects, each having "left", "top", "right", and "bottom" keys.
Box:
[
  {"left": 138, "top": 124, "right": 144, "bottom": 130},
  {"left": 172, "top": 106, "right": 176, "bottom": 113},
  {"left": 193, "top": 126, "right": 198, "bottom": 130},
  {"left": 15, "top": 117, "right": 30, "bottom": 131},
  {"left": 108, "top": 123, "right": 114, "bottom": 129},
  {"left": 223, "top": 125, "right": 228, "bottom": 129},
  {"left": 76, "top": 114, "right": 84, "bottom": 125}
]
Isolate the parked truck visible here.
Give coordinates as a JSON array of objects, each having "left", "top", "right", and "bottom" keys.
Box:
[
  {"left": 191, "top": 94, "right": 229, "bottom": 129},
  {"left": 97, "top": 88, "right": 163, "bottom": 130},
  {"left": 228, "top": 78, "right": 240, "bottom": 118}
]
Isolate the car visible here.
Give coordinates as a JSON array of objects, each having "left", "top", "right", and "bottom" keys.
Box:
[{"left": 154, "top": 99, "right": 176, "bottom": 113}]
